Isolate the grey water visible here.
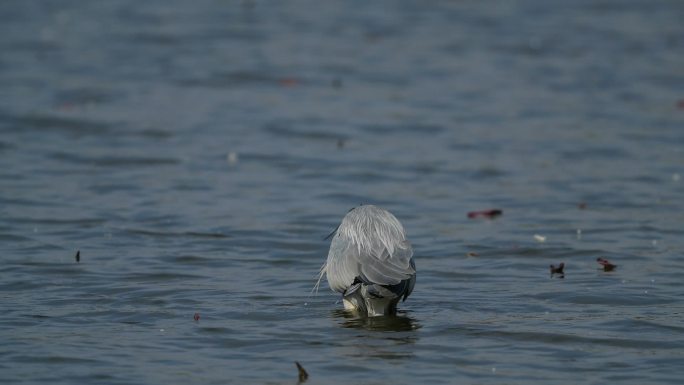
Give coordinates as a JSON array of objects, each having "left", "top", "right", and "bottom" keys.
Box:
[{"left": 1, "top": 1, "right": 683, "bottom": 384}]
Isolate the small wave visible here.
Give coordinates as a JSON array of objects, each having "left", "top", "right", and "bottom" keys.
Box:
[
  {"left": 49, "top": 151, "right": 179, "bottom": 167},
  {"left": 123, "top": 228, "right": 230, "bottom": 239},
  {"left": 472, "top": 329, "right": 683, "bottom": 350},
  {"left": 12, "top": 355, "right": 103, "bottom": 365},
  {"left": 11, "top": 113, "right": 112, "bottom": 136},
  {"left": 263, "top": 122, "right": 343, "bottom": 141}
]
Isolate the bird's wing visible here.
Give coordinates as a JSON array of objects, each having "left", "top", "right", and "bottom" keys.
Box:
[
  {"left": 357, "top": 237, "right": 414, "bottom": 286},
  {"left": 403, "top": 258, "right": 416, "bottom": 301},
  {"left": 325, "top": 231, "right": 414, "bottom": 293},
  {"left": 324, "top": 234, "right": 360, "bottom": 293}
]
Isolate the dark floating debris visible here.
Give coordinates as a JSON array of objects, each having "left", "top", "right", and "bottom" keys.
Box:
[
  {"left": 193, "top": 313, "right": 200, "bottom": 322},
  {"left": 295, "top": 361, "right": 308, "bottom": 383},
  {"left": 279, "top": 78, "right": 300, "bottom": 87},
  {"left": 466, "top": 252, "right": 479, "bottom": 257},
  {"left": 75, "top": 250, "right": 80, "bottom": 263},
  {"left": 550, "top": 262, "right": 564, "bottom": 278},
  {"left": 467, "top": 209, "right": 503, "bottom": 219},
  {"left": 677, "top": 99, "right": 684, "bottom": 109},
  {"left": 597, "top": 257, "right": 617, "bottom": 272}
]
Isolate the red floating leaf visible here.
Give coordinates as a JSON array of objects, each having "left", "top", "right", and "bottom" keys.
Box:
[{"left": 467, "top": 209, "right": 503, "bottom": 219}]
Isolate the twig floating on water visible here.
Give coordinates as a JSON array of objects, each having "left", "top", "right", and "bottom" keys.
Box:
[{"left": 295, "top": 361, "right": 308, "bottom": 383}]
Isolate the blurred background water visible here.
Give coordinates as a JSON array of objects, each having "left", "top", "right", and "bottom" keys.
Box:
[{"left": 1, "top": 0, "right": 683, "bottom": 384}]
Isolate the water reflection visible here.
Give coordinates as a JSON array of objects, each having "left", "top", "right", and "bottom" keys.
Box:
[
  {"left": 330, "top": 310, "right": 420, "bottom": 361},
  {"left": 332, "top": 309, "right": 421, "bottom": 332}
]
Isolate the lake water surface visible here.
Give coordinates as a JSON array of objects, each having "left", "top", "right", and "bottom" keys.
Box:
[{"left": 1, "top": 1, "right": 683, "bottom": 384}]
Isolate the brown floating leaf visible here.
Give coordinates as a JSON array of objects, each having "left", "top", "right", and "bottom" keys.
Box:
[
  {"left": 279, "top": 78, "right": 300, "bottom": 87},
  {"left": 597, "top": 257, "right": 617, "bottom": 272},
  {"left": 550, "top": 262, "right": 564, "bottom": 276},
  {"left": 295, "top": 361, "right": 309, "bottom": 383}
]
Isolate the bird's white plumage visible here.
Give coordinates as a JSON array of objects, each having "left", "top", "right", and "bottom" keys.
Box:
[{"left": 319, "top": 205, "right": 414, "bottom": 294}]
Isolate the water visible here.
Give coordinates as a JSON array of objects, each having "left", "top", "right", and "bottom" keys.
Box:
[{"left": 1, "top": 0, "right": 683, "bottom": 384}]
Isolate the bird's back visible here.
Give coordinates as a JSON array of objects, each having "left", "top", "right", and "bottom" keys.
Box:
[{"left": 322, "top": 205, "right": 416, "bottom": 316}]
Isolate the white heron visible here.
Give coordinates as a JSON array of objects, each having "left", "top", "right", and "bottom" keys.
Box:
[{"left": 316, "top": 205, "right": 416, "bottom": 317}]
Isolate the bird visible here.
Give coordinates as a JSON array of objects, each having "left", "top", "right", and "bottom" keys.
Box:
[{"left": 316, "top": 205, "right": 416, "bottom": 317}]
